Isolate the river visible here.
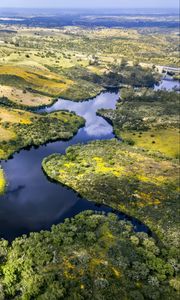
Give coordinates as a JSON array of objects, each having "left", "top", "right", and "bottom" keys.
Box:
[{"left": 0, "top": 79, "right": 179, "bottom": 240}]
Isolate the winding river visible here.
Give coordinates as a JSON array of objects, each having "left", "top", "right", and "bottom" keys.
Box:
[{"left": 0, "top": 79, "right": 179, "bottom": 241}]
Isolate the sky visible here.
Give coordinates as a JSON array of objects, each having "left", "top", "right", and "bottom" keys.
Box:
[{"left": 0, "top": 0, "right": 179, "bottom": 9}]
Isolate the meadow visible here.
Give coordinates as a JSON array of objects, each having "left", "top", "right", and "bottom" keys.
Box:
[{"left": 98, "top": 89, "right": 180, "bottom": 158}]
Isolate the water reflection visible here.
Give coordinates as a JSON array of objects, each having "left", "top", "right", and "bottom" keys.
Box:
[
  {"left": 1, "top": 81, "right": 178, "bottom": 241},
  {"left": 0, "top": 91, "right": 120, "bottom": 240},
  {"left": 154, "top": 78, "right": 180, "bottom": 91},
  {"left": 39, "top": 91, "right": 118, "bottom": 139}
]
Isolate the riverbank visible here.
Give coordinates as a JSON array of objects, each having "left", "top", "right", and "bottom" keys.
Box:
[
  {"left": 42, "top": 139, "right": 179, "bottom": 249},
  {"left": 0, "top": 167, "right": 6, "bottom": 194},
  {"left": 0, "top": 108, "right": 84, "bottom": 160},
  {"left": 0, "top": 91, "right": 119, "bottom": 240}
]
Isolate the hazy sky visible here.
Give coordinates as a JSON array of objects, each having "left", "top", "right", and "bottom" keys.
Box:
[{"left": 0, "top": 0, "right": 179, "bottom": 9}]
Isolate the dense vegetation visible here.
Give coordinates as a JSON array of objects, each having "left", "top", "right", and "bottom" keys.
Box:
[
  {"left": 0, "top": 107, "right": 84, "bottom": 159},
  {"left": 0, "top": 211, "right": 179, "bottom": 299},
  {"left": 42, "top": 140, "right": 179, "bottom": 254},
  {"left": 100, "top": 64, "right": 159, "bottom": 88},
  {"left": 98, "top": 89, "right": 180, "bottom": 158}
]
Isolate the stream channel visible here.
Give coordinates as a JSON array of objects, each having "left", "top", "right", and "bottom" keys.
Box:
[{"left": 0, "top": 78, "right": 179, "bottom": 240}]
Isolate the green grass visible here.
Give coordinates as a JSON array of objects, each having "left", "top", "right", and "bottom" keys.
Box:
[
  {"left": 121, "top": 128, "right": 180, "bottom": 159},
  {"left": 98, "top": 89, "right": 180, "bottom": 158}
]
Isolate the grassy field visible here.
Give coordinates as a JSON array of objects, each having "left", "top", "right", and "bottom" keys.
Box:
[
  {"left": 121, "top": 128, "right": 180, "bottom": 159},
  {"left": 98, "top": 89, "right": 180, "bottom": 158},
  {"left": 0, "top": 85, "right": 52, "bottom": 107},
  {"left": 0, "top": 65, "right": 74, "bottom": 101}
]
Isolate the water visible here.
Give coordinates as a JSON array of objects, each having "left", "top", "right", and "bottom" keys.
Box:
[
  {"left": 154, "top": 77, "right": 180, "bottom": 91},
  {"left": 1, "top": 90, "right": 138, "bottom": 241},
  {"left": 38, "top": 91, "right": 118, "bottom": 141},
  {"left": 0, "top": 79, "right": 178, "bottom": 241}
]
